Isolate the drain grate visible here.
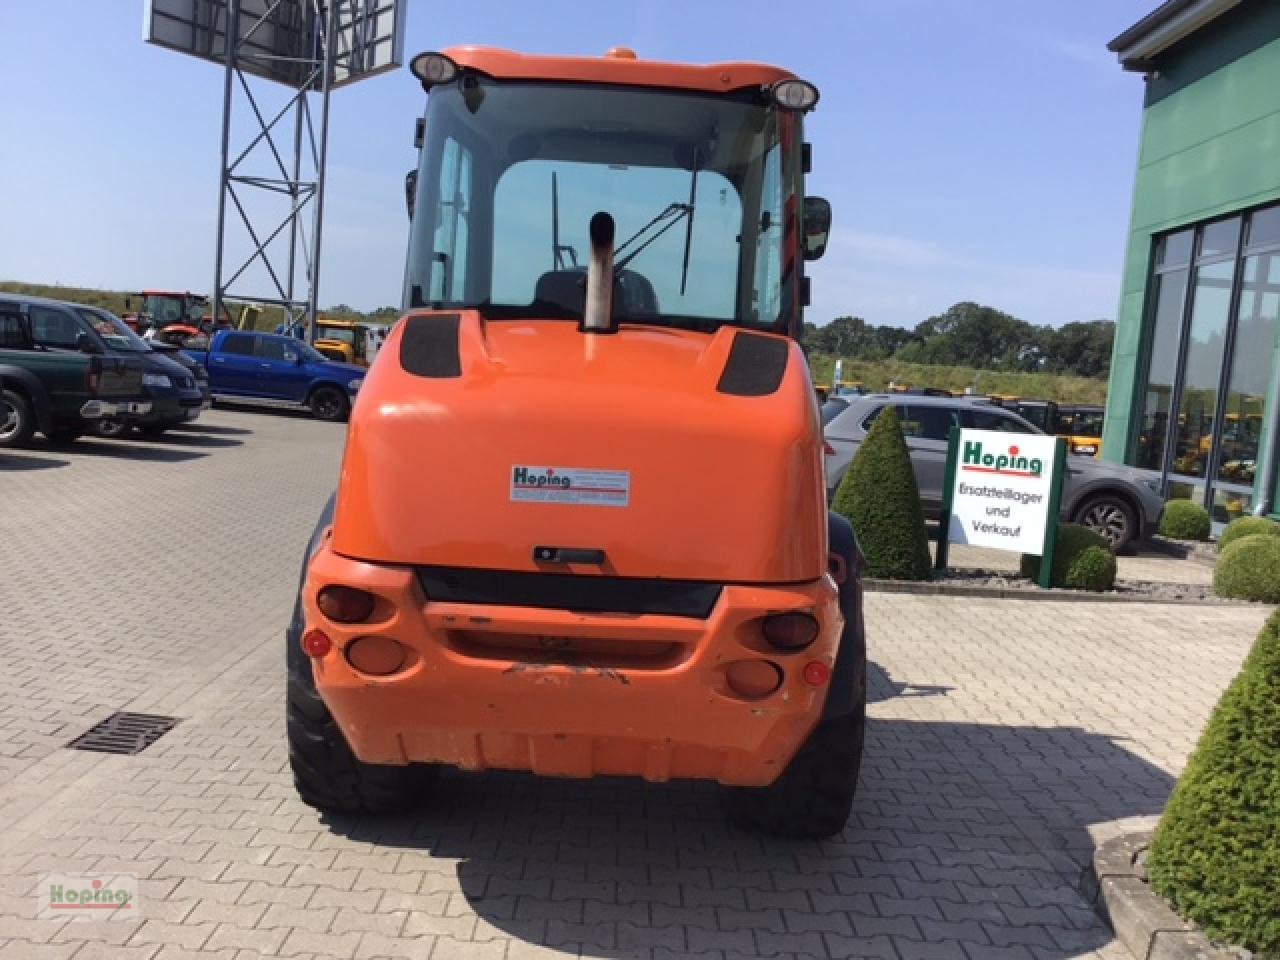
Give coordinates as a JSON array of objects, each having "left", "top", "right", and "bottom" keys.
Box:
[{"left": 67, "top": 712, "right": 181, "bottom": 756}]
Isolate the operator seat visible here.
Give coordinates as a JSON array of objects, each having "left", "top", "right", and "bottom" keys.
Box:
[{"left": 533, "top": 268, "right": 660, "bottom": 319}]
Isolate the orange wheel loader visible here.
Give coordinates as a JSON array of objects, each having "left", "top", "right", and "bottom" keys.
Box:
[{"left": 286, "top": 46, "right": 868, "bottom": 838}]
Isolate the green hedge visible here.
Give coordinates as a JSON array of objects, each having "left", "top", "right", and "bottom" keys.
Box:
[
  {"left": 1214, "top": 535, "right": 1280, "bottom": 603},
  {"left": 1160, "top": 500, "right": 1211, "bottom": 542},
  {"left": 1147, "top": 610, "right": 1280, "bottom": 955},
  {"left": 1019, "top": 523, "right": 1115, "bottom": 591},
  {"left": 1062, "top": 545, "right": 1117, "bottom": 592},
  {"left": 831, "top": 405, "right": 932, "bottom": 581},
  {"left": 1219, "top": 515, "right": 1280, "bottom": 551}
]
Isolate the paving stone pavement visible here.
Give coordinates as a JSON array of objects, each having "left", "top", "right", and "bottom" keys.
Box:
[{"left": 0, "top": 408, "right": 1271, "bottom": 960}]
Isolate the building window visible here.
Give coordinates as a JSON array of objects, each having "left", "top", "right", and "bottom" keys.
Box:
[{"left": 1136, "top": 203, "right": 1280, "bottom": 522}]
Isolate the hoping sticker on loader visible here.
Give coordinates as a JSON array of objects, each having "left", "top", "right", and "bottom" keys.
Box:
[{"left": 510, "top": 466, "right": 630, "bottom": 507}]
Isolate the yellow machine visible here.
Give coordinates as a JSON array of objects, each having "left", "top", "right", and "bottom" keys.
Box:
[{"left": 314, "top": 319, "right": 374, "bottom": 367}]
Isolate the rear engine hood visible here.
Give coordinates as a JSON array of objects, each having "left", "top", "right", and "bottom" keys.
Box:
[{"left": 332, "top": 311, "right": 827, "bottom": 583}]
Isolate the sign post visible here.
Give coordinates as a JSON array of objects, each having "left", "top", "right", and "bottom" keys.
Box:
[{"left": 935, "top": 429, "right": 1068, "bottom": 581}]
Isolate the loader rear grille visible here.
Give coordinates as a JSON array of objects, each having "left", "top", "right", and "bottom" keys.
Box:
[{"left": 416, "top": 567, "right": 721, "bottom": 618}]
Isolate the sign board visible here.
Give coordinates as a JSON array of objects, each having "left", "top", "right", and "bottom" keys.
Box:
[
  {"left": 936, "top": 428, "right": 1068, "bottom": 587},
  {"left": 144, "top": 0, "right": 405, "bottom": 90}
]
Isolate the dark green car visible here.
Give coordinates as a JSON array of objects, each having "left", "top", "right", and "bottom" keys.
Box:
[{"left": 0, "top": 306, "right": 151, "bottom": 447}]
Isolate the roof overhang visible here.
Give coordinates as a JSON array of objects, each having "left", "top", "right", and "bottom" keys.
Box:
[{"left": 1108, "top": 0, "right": 1243, "bottom": 71}]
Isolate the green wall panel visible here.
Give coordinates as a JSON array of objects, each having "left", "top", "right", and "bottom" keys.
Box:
[{"left": 1104, "top": 30, "right": 1280, "bottom": 469}]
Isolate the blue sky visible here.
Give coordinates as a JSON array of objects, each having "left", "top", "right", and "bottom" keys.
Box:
[{"left": 0, "top": 0, "right": 1155, "bottom": 330}]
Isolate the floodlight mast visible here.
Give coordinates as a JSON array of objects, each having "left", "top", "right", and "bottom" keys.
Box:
[{"left": 143, "top": 0, "right": 406, "bottom": 339}]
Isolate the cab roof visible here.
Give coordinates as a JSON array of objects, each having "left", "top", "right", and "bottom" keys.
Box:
[{"left": 443, "top": 45, "right": 797, "bottom": 95}]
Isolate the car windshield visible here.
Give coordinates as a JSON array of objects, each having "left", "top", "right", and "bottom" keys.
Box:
[
  {"left": 820, "top": 398, "right": 849, "bottom": 424},
  {"left": 77, "top": 308, "right": 150, "bottom": 352},
  {"left": 296, "top": 342, "right": 327, "bottom": 363},
  {"left": 318, "top": 326, "right": 356, "bottom": 345},
  {"left": 406, "top": 79, "right": 798, "bottom": 332}
]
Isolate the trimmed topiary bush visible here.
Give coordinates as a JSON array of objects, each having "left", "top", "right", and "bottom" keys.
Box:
[
  {"left": 1218, "top": 515, "right": 1280, "bottom": 551},
  {"left": 831, "top": 405, "right": 932, "bottom": 581},
  {"left": 1214, "top": 535, "right": 1280, "bottom": 603},
  {"left": 1062, "top": 545, "right": 1116, "bottom": 592},
  {"left": 1146, "top": 610, "right": 1280, "bottom": 956},
  {"left": 1160, "top": 499, "right": 1211, "bottom": 542},
  {"left": 1019, "top": 523, "right": 1114, "bottom": 590}
]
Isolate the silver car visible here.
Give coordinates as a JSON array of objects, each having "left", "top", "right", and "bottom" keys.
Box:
[{"left": 822, "top": 394, "right": 1165, "bottom": 550}]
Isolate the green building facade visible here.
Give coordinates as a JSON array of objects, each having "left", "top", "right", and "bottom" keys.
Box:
[{"left": 1105, "top": 0, "right": 1280, "bottom": 526}]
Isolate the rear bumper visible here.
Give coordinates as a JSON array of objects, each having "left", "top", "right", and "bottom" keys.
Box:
[
  {"left": 302, "top": 538, "right": 843, "bottom": 786},
  {"left": 80, "top": 399, "right": 152, "bottom": 419}
]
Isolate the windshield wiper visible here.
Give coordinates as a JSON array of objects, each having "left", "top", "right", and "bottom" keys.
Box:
[
  {"left": 678, "top": 147, "right": 699, "bottom": 295},
  {"left": 612, "top": 147, "right": 700, "bottom": 294},
  {"left": 613, "top": 202, "right": 691, "bottom": 274}
]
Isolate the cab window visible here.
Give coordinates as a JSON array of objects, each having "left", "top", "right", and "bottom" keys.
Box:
[
  {"left": 256, "top": 338, "right": 299, "bottom": 363},
  {"left": 965, "top": 407, "right": 1035, "bottom": 433}
]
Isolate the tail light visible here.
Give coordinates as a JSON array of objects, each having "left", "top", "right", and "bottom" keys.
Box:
[
  {"left": 317, "top": 586, "right": 376, "bottom": 623},
  {"left": 823, "top": 440, "right": 835, "bottom": 456},
  {"left": 725, "top": 660, "right": 783, "bottom": 699},
  {"left": 761, "top": 613, "right": 819, "bottom": 651},
  {"left": 86, "top": 357, "right": 102, "bottom": 394}
]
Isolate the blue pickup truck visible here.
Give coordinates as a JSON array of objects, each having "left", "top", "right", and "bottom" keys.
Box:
[{"left": 184, "top": 330, "right": 365, "bottom": 421}]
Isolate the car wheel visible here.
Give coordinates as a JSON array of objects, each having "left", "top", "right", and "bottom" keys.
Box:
[
  {"left": 1074, "top": 494, "right": 1136, "bottom": 551},
  {"left": 0, "top": 389, "right": 36, "bottom": 448},
  {"left": 137, "top": 423, "right": 169, "bottom": 438},
  {"left": 94, "top": 418, "right": 130, "bottom": 439},
  {"left": 287, "top": 644, "right": 437, "bottom": 814},
  {"left": 309, "top": 386, "right": 349, "bottom": 422}
]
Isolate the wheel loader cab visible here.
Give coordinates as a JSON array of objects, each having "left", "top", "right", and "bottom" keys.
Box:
[{"left": 288, "top": 47, "right": 865, "bottom": 839}]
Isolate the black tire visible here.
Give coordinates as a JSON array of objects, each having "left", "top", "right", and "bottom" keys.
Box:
[
  {"left": 1074, "top": 494, "right": 1137, "bottom": 551},
  {"left": 287, "top": 643, "right": 437, "bottom": 814},
  {"left": 308, "top": 386, "right": 349, "bottom": 422},
  {"left": 0, "top": 389, "right": 36, "bottom": 448},
  {"left": 721, "top": 706, "right": 865, "bottom": 839},
  {"left": 137, "top": 422, "right": 169, "bottom": 438},
  {"left": 94, "top": 418, "right": 131, "bottom": 439}
]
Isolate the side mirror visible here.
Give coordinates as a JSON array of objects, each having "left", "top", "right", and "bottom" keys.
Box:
[
  {"left": 405, "top": 169, "right": 417, "bottom": 220},
  {"left": 802, "top": 196, "right": 831, "bottom": 260},
  {"left": 74, "top": 332, "right": 101, "bottom": 354}
]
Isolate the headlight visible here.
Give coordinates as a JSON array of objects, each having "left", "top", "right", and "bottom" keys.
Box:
[
  {"left": 142, "top": 374, "right": 172, "bottom": 388},
  {"left": 348, "top": 378, "right": 363, "bottom": 392}
]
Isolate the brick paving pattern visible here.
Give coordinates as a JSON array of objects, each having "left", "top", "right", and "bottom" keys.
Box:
[{"left": 0, "top": 409, "right": 1269, "bottom": 959}]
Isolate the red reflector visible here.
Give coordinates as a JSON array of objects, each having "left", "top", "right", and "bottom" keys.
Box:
[
  {"left": 803, "top": 661, "right": 830, "bottom": 686},
  {"left": 823, "top": 440, "right": 835, "bottom": 456},
  {"left": 762, "top": 613, "right": 820, "bottom": 650},
  {"left": 317, "top": 586, "right": 376, "bottom": 624},
  {"left": 301, "top": 629, "right": 332, "bottom": 658}
]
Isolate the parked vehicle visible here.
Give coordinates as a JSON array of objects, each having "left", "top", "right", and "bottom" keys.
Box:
[
  {"left": 823, "top": 394, "right": 1164, "bottom": 549},
  {"left": 184, "top": 330, "right": 364, "bottom": 421},
  {"left": 70, "top": 305, "right": 206, "bottom": 437},
  {"left": 313, "top": 319, "right": 376, "bottom": 367},
  {"left": 1004, "top": 399, "right": 1105, "bottom": 458},
  {"left": 285, "top": 46, "right": 864, "bottom": 838},
  {"left": 0, "top": 296, "right": 206, "bottom": 438},
  {"left": 149, "top": 341, "right": 212, "bottom": 409},
  {"left": 0, "top": 305, "right": 151, "bottom": 447}
]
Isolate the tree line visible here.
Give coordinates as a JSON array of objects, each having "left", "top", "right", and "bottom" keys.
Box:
[{"left": 802, "top": 302, "right": 1114, "bottom": 379}]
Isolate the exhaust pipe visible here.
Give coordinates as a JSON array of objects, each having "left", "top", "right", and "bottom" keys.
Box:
[{"left": 583, "top": 212, "right": 615, "bottom": 333}]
